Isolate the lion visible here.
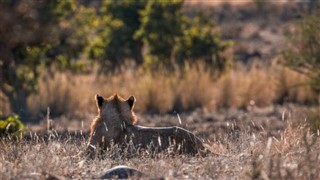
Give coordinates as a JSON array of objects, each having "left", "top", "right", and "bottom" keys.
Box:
[{"left": 87, "top": 94, "right": 206, "bottom": 158}]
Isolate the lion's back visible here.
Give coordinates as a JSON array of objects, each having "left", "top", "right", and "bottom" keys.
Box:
[{"left": 125, "top": 125, "right": 205, "bottom": 155}]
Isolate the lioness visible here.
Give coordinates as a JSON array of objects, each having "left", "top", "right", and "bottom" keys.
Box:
[{"left": 87, "top": 94, "right": 206, "bottom": 158}]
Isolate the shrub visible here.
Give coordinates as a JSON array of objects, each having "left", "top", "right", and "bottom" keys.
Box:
[
  {"left": 88, "top": 0, "right": 146, "bottom": 70},
  {"left": 175, "top": 16, "right": 233, "bottom": 73},
  {"left": 0, "top": 115, "right": 25, "bottom": 138},
  {"left": 135, "top": 0, "right": 184, "bottom": 67},
  {"left": 283, "top": 12, "right": 320, "bottom": 96}
]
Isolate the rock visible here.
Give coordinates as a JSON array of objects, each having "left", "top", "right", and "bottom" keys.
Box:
[{"left": 101, "top": 165, "right": 145, "bottom": 179}]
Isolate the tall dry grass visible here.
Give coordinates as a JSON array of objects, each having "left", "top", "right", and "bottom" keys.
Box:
[
  {"left": 1, "top": 113, "right": 320, "bottom": 179},
  {"left": 0, "top": 91, "right": 10, "bottom": 116},
  {"left": 0, "top": 61, "right": 317, "bottom": 119}
]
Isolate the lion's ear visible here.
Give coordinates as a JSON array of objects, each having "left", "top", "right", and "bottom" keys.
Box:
[
  {"left": 127, "top": 96, "right": 136, "bottom": 110},
  {"left": 95, "top": 94, "right": 104, "bottom": 109}
]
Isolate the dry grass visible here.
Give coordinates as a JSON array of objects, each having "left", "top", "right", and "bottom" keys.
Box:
[
  {"left": 1, "top": 65, "right": 319, "bottom": 178},
  {"left": 1, "top": 113, "right": 320, "bottom": 179},
  {"left": 21, "top": 62, "right": 315, "bottom": 119},
  {"left": 0, "top": 61, "right": 317, "bottom": 121},
  {"left": 0, "top": 91, "right": 10, "bottom": 116}
]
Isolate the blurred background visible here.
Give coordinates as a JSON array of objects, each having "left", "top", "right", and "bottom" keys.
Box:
[{"left": 0, "top": 0, "right": 319, "bottom": 132}]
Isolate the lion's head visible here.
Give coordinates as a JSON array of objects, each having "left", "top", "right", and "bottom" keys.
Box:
[{"left": 87, "top": 94, "right": 137, "bottom": 156}]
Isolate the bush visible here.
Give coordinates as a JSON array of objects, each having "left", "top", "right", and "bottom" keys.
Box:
[
  {"left": 175, "top": 15, "right": 233, "bottom": 73},
  {"left": 0, "top": 115, "right": 25, "bottom": 138},
  {"left": 135, "top": 0, "right": 184, "bottom": 66},
  {"left": 283, "top": 12, "right": 320, "bottom": 96},
  {"left": 88, "top": 0, "right": 146, "bottom": 70}
]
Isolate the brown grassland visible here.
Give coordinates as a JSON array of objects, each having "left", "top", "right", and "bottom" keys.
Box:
[
  {"left": 1, "top": 1, "right": 320, "bottom": 179},
  {"left": 1, "top": 104, "right": 320, "bottom": 179},
  {"left": 23, "top": 61, "right": 316, "bottom": 118},
  {"left": 1, "top": 62, "right": 320, "bottom": 179}
]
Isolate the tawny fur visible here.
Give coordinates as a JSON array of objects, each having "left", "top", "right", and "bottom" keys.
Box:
[{"left": 87, "top": 94, "right": 205, "bottom": 158}]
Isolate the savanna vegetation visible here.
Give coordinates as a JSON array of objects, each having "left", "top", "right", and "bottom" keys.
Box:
[
  {"left": 0, "top": 0, "right": 231, "bottom": 122},
  {"left": 1, "top": 0, "right": 320, "bottom": 179}
]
